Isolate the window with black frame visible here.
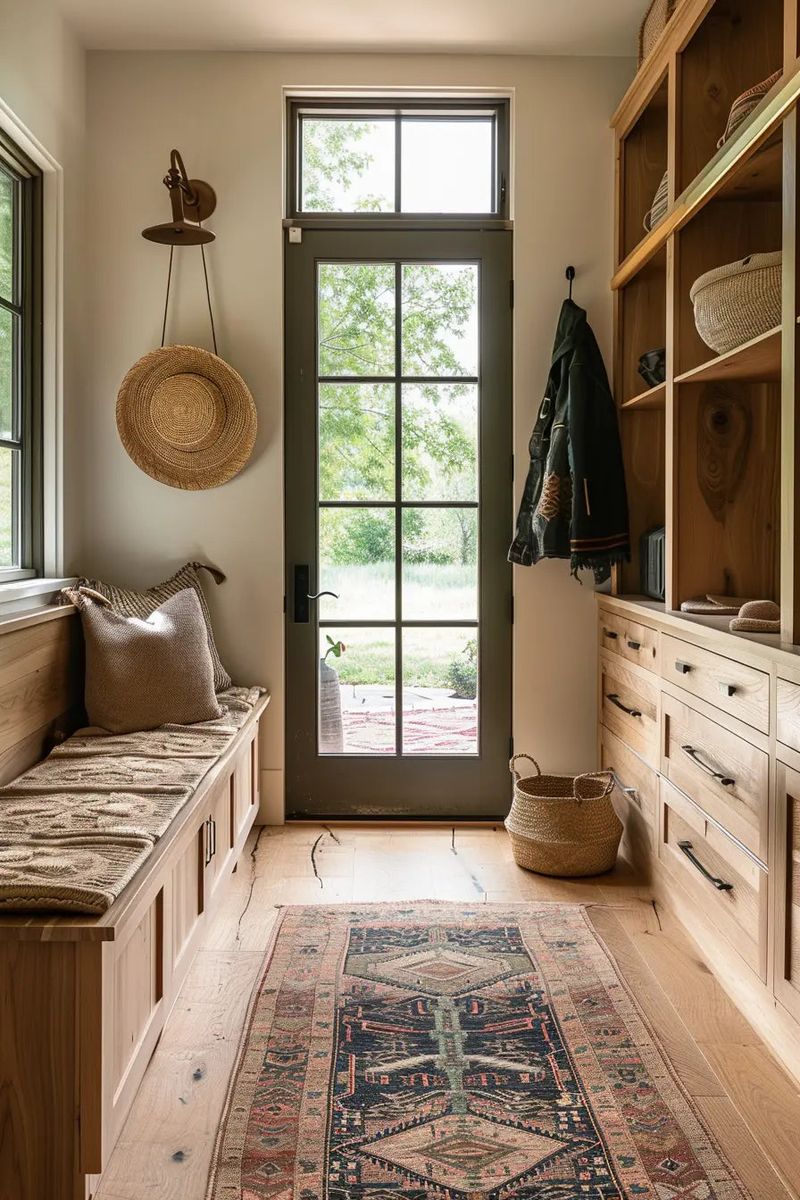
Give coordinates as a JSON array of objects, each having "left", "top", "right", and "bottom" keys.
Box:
[
  {"left": 0, "top": 132, "right": 41, "bottom": 578},
  {"left": 287, "top": 99, "right": 509, "bottom": 220}
]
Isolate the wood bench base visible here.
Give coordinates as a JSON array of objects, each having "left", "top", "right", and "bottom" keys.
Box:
[{"left": 0, "top": 694, "right": 268, "bottom": 1200}]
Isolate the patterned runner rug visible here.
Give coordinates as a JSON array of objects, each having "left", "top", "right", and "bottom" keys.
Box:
[{"left": 207, "top": 902, "right": 751, "bottom": 1199}]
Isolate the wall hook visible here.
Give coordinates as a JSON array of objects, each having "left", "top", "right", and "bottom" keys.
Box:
[{"left": 565, "top": 265, "right": 576, "bottom": 300}]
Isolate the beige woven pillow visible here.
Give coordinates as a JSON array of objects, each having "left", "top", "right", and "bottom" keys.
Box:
[
  {"left": 74, "top": 561, "right": 231, "bottom": 692},
  {"left": 64, "top": 586, "right": 222, "bottom": 734}
]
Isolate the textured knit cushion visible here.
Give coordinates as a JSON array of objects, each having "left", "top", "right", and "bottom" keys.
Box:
[
  {"left": 65, "top": 587, "right": 222, "bottom": 734},
  {"left": 717, "top": 70, "right": 782, "bottom": 149},
  {"left": 75, "top": 561, "right": 231, "bottom": 692}
]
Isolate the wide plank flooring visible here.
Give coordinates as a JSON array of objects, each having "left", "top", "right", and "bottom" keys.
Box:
[{"left": 95, "top": 824, "right": 800, "bottom": 1200}]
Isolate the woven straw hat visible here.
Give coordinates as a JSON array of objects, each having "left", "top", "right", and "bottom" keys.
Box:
[
  {"left": 116, "top": 344, "right": 257, "bottom": 490},
  {"left": 729, "top": 599, "right": 780, "bottom": 633}
]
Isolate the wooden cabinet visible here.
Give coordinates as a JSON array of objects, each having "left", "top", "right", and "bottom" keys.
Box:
[
  {"left": 660, "top": 634, "right": 770, "bottom": 733},
  {"left": 775, "top": 762, "right": 800, "bottom": 1024},
  {"left": 600, "top": 653, "right": 659, "bottom": 766},
  {"left": 0, "top": 694, "right": 269, "bottom": 1200},
  {"left": 659, "top": 778, "right": 767, "bottom": 980},
  {"left": 598, "top": 609, "right": 659, "bottom": 672},
  {"left": 600, "top": 724, "right": 658, "bottom": 861},
  {"left": 661, "top": 692, "right": 768, "bottom": 862}
]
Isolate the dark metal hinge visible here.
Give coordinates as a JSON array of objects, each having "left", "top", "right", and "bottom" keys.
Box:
[
  {"left": 509, "top": 279, "right": 514, "bottom": 308},
  {"left": 508, "top": 735, "right": 514, "bottom": 758},
  {"left": 510, "top": 594, "right": 514, "bottom": 624},
  {"left": 510, "top": 453, "right": 514, "bottom": 482}
]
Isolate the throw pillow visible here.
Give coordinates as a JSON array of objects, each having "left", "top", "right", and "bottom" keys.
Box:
[
  {"left": 74, "top": 561, "right": 231, "bottom": 692},
  {"left": 64, "top": 586, "right": 222, "bottom": 734}
]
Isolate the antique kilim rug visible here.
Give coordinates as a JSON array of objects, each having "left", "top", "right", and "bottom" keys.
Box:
[{"left": 207, "top": 902, "right": 751, "bottom": 1200}]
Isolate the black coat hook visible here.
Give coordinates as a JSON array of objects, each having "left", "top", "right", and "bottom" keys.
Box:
[{"left": 565, "top": 265, "right": 575, "bottom": 300}]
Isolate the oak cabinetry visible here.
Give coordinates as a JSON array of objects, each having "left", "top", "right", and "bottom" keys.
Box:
[
  {"left": 599, "top": 609, "right": 660, "bottom": 670},
  {"left": 603, "top": 0, "right": 800, "bottom": 1083},
  {"left": 600, "top": 724, "right": 659, "bottom": 861},
  {"left": 600, "top": 653, "right": 660, "bottom": 766}
]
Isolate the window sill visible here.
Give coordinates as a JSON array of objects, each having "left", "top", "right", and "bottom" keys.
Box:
[{"left": 0, "top": 575, "right": 75, "bottom": 614}]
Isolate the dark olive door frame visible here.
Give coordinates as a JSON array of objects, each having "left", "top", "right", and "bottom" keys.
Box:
[{"left": 284, "top": 227, "right": 513, "bottom": 819}]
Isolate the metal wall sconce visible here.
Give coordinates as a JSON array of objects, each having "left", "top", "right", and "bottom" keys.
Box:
[{"left": 142, "top": 148, "right": 217, "bottom": 245}]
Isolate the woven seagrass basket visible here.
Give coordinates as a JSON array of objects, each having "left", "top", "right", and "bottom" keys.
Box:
[
  {"left": 638, "top": 0, "right": 676, "bottom": 66},
  {"left": 505, "top": 754, "right": 622, "bottom": 878},
  {"left": 689, "top": 251, "right": 782, "bottom": 356}
]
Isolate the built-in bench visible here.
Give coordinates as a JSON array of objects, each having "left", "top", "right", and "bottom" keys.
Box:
[{"left": 0, "top": 605, "right": 269, "bottom": 1200}]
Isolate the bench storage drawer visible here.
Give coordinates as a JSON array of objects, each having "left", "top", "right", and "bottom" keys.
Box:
[
  {"left": 658, "top": 778, "right": 767, "bottom": 979},
  {"left": 598, "top": 609, "right": 659, "bottom": 673},
  {"left": 660, "top": 633, "right": 769, "bottom": 733},
  {"left": 661, "top": 693, "right": 768, "bottom": 862},
  {"left": 600, "top": 725, "right": 658, "bottom": 858},
  {"left": 600, "top": 654, "right": 659, "bottom": 767}
]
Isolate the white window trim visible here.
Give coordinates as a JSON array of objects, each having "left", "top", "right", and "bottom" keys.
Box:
[{"left": 0, "top": 94, "right": 64, "bottom": 585}]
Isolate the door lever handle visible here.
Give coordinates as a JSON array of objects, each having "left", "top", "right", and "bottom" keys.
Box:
[{"left": 307, "top": 590, "right": 339, "bottom": 600}]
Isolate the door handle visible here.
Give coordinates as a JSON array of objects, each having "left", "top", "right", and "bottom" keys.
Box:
[
  {"left": 294, "top": 566, "right": 339, "bottom": 622},
  {"left": 307, "top": 590, "right": 339, "bottom": 601}
]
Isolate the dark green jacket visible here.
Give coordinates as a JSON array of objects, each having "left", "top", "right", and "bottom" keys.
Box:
[{"left": 508, "top": 300, "right": 629, "bottom": 584}]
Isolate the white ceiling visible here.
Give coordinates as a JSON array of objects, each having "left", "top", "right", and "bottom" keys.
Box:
[{"left": 58, "top": 0, "right": 641, "bottom": 56}]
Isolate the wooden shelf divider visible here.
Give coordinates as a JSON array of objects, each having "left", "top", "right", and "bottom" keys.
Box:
[{"left": 620, "top": 382, "right": 667, "bottom": 411}]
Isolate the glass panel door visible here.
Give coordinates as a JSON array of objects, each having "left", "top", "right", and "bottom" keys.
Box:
[{"left": 285, "top": 228, "right": 512, "bottom": 818}]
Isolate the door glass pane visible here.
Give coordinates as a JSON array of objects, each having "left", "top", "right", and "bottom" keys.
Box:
[
  {"left": 319, "top": 382, "right": 395, "bottom": 501},
  {"left": 319, "top": 627, "right": 396, "bottom": 754},
  {"left": 319, "top": 507, "right": 395, "bottom": 621},
  {"left": 401, "top": 118, "right": 494, "bottom": 213},
  {"left": 0, "top": 447, "right": 18, "bottom": 567},
  {"left": 402, "top": 628, "right": 478, "bottom": 755},
  {"left": 0, "top": 168, "right": 13, "bottom": 303},
  {"left": 402, "top": 383, "right": 477, "bottom": 501},
  {"left": 0, "top": 307, "right": 15, "bottom": 440},
  {"left": 402, "top": 508, "right": 478, "bottom": 620},
  {"left": 319, "top": 262, "right": 395, "bottom": 376},
  {"left": 301, "top": 118, "right": 395, "bottom": 213},
  {"left": 401, "top": 264, "right": 478, "bottom": 378}
]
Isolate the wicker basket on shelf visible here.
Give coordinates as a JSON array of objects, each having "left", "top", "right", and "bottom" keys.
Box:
[
  {"left": 638, "top": 0, "right": 677, "bottom": 65},
  {"left": 505, "top": 754, "right": 622, "bottom": 878},
  {"left": 689, "top": 251, "right": 782, "bottom": 355}
]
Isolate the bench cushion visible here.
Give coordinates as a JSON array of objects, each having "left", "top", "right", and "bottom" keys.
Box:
[{"left": 0, "top": 686, "right": 262, "bottom": 914}]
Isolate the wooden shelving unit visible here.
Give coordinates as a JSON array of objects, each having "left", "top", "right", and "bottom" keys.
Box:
[{"left": 602, "top": 0, "right": 800, "bottom": 1094}]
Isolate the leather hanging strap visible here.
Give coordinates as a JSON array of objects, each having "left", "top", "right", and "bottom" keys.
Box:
[{"left": 160, "top": 229, "right": 219, "bottom": 355}]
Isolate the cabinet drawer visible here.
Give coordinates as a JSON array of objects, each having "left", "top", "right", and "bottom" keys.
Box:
[
  {"left": 600, "top": 655, "right": 659, "bottom": 767},
  {"left": 659, "top": 778, "right": 767, "bottom": 980},
  {"left": 600, "top": 725, "right": 658, "bottom": 858},
  {"left": 660, "top": 633, "right": 769, "bottom": 734},
  {"left": 661, "top": 693, "right": 768, "bottom": 862},
  {"left": 777, "top": 678, "right": 800, "bottom": 755},
  {"left": 598, "top": 609, "right": 659, "bottom": 673}
]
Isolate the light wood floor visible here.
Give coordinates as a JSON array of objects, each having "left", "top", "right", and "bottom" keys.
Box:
[{"left": 96, "top": 825, "right": 800, "bottom": 1200}]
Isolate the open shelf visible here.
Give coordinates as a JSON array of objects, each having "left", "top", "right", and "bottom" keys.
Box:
[
  {"left": 716, "top": 132, "right": 783, "bottom": 203},
  {"left": 620, "top": 382, "right": 666, "bottom": 411},
  {"left": 619, "top": 73, "right": 669, "bottom": 261},
  {"left": 674, "top": 325, "right": 781, "bottom": 385}
]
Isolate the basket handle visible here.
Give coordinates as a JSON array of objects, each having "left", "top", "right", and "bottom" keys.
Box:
[
  {"left": 509, "top": 753, "right": 541, "bottom": 781},
  {"left": 573, "top": 770, "right": 615, "bottom": 800}
]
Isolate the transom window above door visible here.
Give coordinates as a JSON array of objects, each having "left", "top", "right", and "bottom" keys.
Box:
[{"left": 287, "top": 98, "right": 509, "bottom": 219}]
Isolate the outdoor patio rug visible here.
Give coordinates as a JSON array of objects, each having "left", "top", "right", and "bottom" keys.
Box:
[{"left": 207, "top": 902, "right": 751, "bottom": 1199}]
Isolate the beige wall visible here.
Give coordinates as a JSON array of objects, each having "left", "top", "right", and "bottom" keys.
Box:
[
  {"left": 79, "top": 51, "right": 632, "bottom": 819},
  {"left": 0, "top": 0, "right": 86, "bottom": 565}
]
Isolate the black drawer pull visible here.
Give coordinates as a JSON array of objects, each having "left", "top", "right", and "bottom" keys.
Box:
[
  {"left": 681, "top": 744, "right": 735, "bottom": 787},
  {"left": 606, "top": 693, "right": 642, "bottom": 718},
  {"left": 603, "top": 628, "right": 618, "bottom": 640},
  {"left": 678, "top": 840, "right": 733, "bottom": 891},
  {"left": 719, "top": 682, "right": 737, "bottom": 697},
  {"left": 627, "top": 639, "right": 641, "bottom": 650},
  {"left": 675, "top": 660, "right": 692, "bottom": 674}
]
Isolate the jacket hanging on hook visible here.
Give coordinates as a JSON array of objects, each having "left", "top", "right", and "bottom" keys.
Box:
[{"left": 508, "top": 298, "right": 630, "bottom": 584}]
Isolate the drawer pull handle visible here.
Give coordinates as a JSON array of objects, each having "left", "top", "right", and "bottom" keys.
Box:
[
  {"left": 675, "top": 660, "right": 692, "bottom": 674},
  {"left": 606, "top": 693, "right": 642, "bottom": 718},
  {"left": 627, "top": 639, "right": 641, "bottom": 650},
  {"left": 719, "top": 682, "right": 737, "bottom": 697},
  {"left": 610, "top": 771, "right": 641, "bottom": 807},
  {"left": 680, "top": 744, "right": 735, "bottom": 787},
  {"left": 603, "top": 628, "right": 618, "bottom": 640},
  {"left": 678, "top": 840, "right": 733, "bottom": 891}
]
